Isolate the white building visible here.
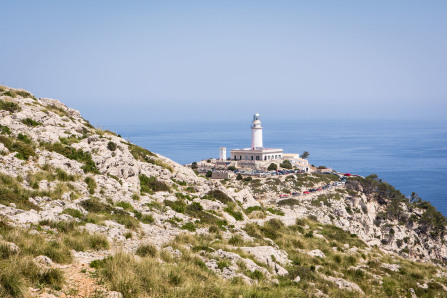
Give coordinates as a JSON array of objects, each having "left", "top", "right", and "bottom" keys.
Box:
[
  {"left": 219, "top": 147, "right": 227, "bottom": 161},
  {"left": 230, "top": 113, "right": 283, "bottom": 162}
]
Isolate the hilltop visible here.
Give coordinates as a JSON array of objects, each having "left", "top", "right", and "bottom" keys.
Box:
[{"left": 0, "top": 85, "right": 447, "bottom": 297}]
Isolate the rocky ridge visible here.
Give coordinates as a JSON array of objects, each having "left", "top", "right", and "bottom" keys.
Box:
[{"left": 0, "top": 85, "right": 447, "bottom": 297}]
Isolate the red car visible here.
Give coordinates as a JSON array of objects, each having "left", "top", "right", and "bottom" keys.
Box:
[
  {"left": 303, "top": 191, "right": 310, "bottom": 194},
  {"left": 279, "top": 194, "right": 289, "bottom": 198},
  {"left": 344, "top": 173, "right": 352, "bottom": 176},
  {"left": 316, "top": 188, "right": 322, "bottom": 191}
]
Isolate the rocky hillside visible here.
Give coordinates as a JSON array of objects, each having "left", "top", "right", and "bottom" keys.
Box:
[{"left": 1, "top": 85, "right": 447, "bottom": 297}]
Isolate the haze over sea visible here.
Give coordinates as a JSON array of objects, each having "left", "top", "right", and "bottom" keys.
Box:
[{"left": 102, "top": 119, "right": 447, "bottom": 216}]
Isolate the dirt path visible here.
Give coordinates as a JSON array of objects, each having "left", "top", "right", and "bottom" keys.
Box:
[{"left": 30, "top": 252, "right": 116, "bottom": 298}]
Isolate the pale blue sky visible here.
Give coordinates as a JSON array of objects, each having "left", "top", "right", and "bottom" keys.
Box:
[{"left": 1, "top": 0, "right": 446, "bottom": 124}]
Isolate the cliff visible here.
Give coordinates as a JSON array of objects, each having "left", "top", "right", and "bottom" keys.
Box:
[{"left": 0, "top": 85, "right": 446, "bottom": 297}]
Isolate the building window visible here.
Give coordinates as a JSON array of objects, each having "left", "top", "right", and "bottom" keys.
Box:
[
  {"left": 256, "top": 156, "right": 260, "bottom": 160},
  {"left": 251, "top": 156, "right": 253, "bottom": 160},
  {"left": 264, "top": 156, "right": 266, "bottom": 160}
]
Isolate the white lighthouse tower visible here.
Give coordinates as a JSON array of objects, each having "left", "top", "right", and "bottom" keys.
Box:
[{"left": 251, "top": 113, "right": 263, "bottom": 149}]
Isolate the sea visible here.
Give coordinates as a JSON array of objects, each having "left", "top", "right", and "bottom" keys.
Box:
[{"left": 102, "top": 120, "right": 447, "bottom": 216}]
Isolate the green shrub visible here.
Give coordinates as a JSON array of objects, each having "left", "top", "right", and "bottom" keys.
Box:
[
  {"left": 107, "top": 141, "right": 117, "bottom": 151},
  {"left": 21, "top": 118, "right": 41, "bottom": 127},
  {"left": 139, "top": 174, "right": 171, "bottom": 194},
  {"left": 0, "top": 135, "right": 36, "bottom": 160},
  {"left": 131, "top": 193, "right": 140, "bottom": 201},
  {"left": 277, "top": 198, "right": 300, "bottom": 207},
  {"left": 0, "top": 124, "right": 11, "bottom": 135},
  {"left": 59, "top": 135, "right": 81, "bottom": 145},
  {"left": 84, "top": 177, "right": 97, "bottom": 194},
  {"left": 246, "top": 270, "right": 264, "bottom": 280},
  {"left": 0, "top": 100, "right": 21, "bottom": 112},
  {"left": 203, "top": 189, "right": 232, "bottom": 204},
  {"left": 266, "top": 208, "right": 285, "bottom": 216},
  {"left": 140, "top": 214, "right": 154, "bottom": 224},
  {"left": 267, "top": 163, "right": 277, "bottom": 171},
  {"left": 17, "top": 133, "right": 31, "bottom": 144},
  {"left": 115, "top": 201, "right": 134, "bottom": 211},
  {"left": 42, "top": 142, "right": 99, "bottom": 174},
  {"left": 136, "top": 244, "right": 157, "bottom": 257},
  {"left": 228, "top": 235, "right": 244, "bottom": 246},
  {"left": 245, "top": 206, "right": 264, "bottom": 214},
  {"left": 280, "top": 160, "right": 292, "bottom": 169},
  {"left": 0, "top": 172, "right": 40, "bottom": 210},
  {"left": 88, "top": 234, "right": 110, "bottom": 250},
  {"left": 128, "top": 143, "right": 173, "bottom": 172},
  {"left": 181, "top": 222, "right": 196, "bottom": 232},
  {"left": 112, "top": 214, "right": 140, "bottom": 230},
  {"left": 164, "top": 200, "right": 186, "bottom": 213},
  {"left": 80, "top": 197, "right": 111, "bottom": 213},
  {"left": 55, "top": 168, "right": 75, "bottom": 181},
  {"left": 224, "top": 207, "right": 243, "bottom": 221}
]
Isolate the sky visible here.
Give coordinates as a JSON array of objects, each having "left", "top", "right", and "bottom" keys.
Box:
[{"left": 0, "top": 0, "right": 446, "bottom": 125}]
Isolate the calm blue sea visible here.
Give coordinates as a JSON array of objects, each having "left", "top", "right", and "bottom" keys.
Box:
[{"left": 102, "top": 120, "right": 447, "bottom": 216}]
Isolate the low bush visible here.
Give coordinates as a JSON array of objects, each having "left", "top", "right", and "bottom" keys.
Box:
[
  {"left": 42, "top": 142, "right": 99, "bottom": 174},
  {"left": 0, "top": 100, "right": 21, "bottom": 112},
  {"left": 136, "top": 244, "right": 157, "bottom": 257},
  {"left": 115, "top": 201, "right": 134, "bottom": 211},
  {"left": 84, "top": 176, "right": 97, "bottom": 194},
  {"left": 140, "top": 214, "right": 154, "bottom": 224},
  {"left": 181, "top": 222, "right": 196, "bottom": 232},
  {"left": 21, "top": 118, "right": 41, "bottom": 127},
  {"left": 139, "top": 174, "right": 171, "bottom": 194},
  {"left": 0, "top": 135, "right": 36, "bottom": 160},
  {"left": 245, "top": 206, "right": 264, "bottom": 214},
  {"left": 80, "top": 197, "right": 111, "bottom": 213},
  {"left": 107, "top": 141, "right": 117, "bottom": 151},
  {"left": 0, "top": 124, "right": 11, "bottom": 135},
  {"left": 277, "top": 198, "right": 300, "bottom": 207},
  {"left": 224, "top": 207, "right": 243, "bottom": 221},
  {"left": 165, "top": 200, "right": 186, "bottom": 213},
  {"left": 203, "top": 189, "right": 232, "bottom": 204}
]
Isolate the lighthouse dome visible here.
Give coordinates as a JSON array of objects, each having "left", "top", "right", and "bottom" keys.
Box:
[{"left": 253, "top": 113, "right": 260, "bottom": 121}]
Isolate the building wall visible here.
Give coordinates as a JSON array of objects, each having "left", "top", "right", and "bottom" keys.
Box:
[
  {"left": 230, "top": 151, "right": 283, "bottom": 161},
  {"left": 211, "top": 171, "right": 233, "bottom": 179}
]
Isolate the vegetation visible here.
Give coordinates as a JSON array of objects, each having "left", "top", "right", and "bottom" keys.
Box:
[
  {"left": 203, "top": 189, "right": 232, "bottom": 204},
  {"left": 348, "top": 174, "right": 447, "bottom": 238},
  {"left": 84, "top": 176, "right": 97, "bottom": 194},
  {"left": 267, "top": 163, "right": 278, "bottom": 171},
  {"left": 301, "top": 151, "right": 310, "bottom": 159},
  {"left": 107, "top": 141, "right": 117, "bottom": 151},
  {"left": 21, "top": 118, "right": 42, "bottom": 127},
  {"left": 0, "top": 135, "right": 36, "bottom": 160},
  {"left": 0, "top": 124, "right": 11, "bottom": 135},
  {"left": 139, "top": 174, "right": 171, "bottom": 194},
  {"left": 0, "top": 99, "right": 21, "bottom": 112},
  {"left": 128, "top": 143, "right": 173, "bottom": 172},
  {"left": 0, "top": 221, "right": 69, "bottom": 296},
  {"left": 280, "top": 160, "right": 293, "bottom": 169},
  {"left": 0, "top": 172, "right": 41, "bottom": 210},
  {"left": 42, "top": 142, "right": 100, "bottom": 174}
]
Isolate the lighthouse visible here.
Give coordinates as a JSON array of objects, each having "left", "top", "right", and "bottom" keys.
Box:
[
  {"left": 251, "top": 113, "right": 263, "bottom": 149},
  {"left": 230, "top": 113, "right": 283, "bottom": 162}
]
